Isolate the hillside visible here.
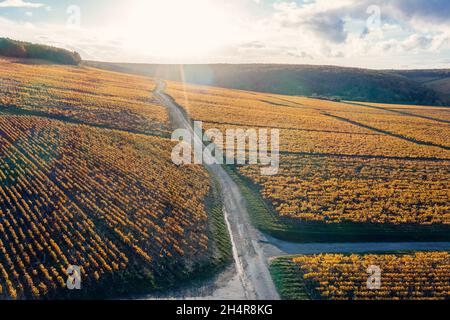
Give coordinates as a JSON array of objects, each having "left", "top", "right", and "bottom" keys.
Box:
[
  {"left": 0, "top": 56, "right": 449, "bottom": 300},
  {"left": 0, "top": 58, "right": 169, "bottom": 136},
  {"left": 0, "top": 38, "right": 81, "bottom": 65},
  {"left": 166, "top": 80, "right": 450, "bottom": 242},
  {"left": 86, "top": 61, "right": 450, "bottom": 106},
  {"left": 394, "top": 69, "right": 450, "bottom": 97},
  {"left": 0, "top": 58, "right": 230, "bottom": 299}
]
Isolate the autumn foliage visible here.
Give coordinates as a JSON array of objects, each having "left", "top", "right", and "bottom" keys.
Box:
[
  {"left": 0, "top": 115, "right": 211, "bottom": 299},
  {"left": 0, "top": 58, "right": 170, "bottom": 136},
  {"left": 167, "top": 81, "right": 450, "bottom": 226},
  {"left": 288, "top": 252, "right": 450, "bottom": 300}
]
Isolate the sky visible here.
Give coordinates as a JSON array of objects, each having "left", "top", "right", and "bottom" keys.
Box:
[{"left": 0, "top": 0, "right": 450, "bottom": 69}]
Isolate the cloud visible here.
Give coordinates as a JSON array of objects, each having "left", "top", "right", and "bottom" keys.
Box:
[
  {"left": 271, "top": 1, "right": 354, "bottom": 44},
  {"left": 387, "top": 0, "right": 450, "bottom": 23},
  {"left": 239, "top": 41, "right": 266, "bottom": 49},
  {"left": 264, "top": 0, "right": 450, "bottom": 62},
  {"left": 271, "top": 0, "right": 450, "bottom": 42},
  {"left": 402, "top": 34, "right": 433, "bottom": 51},
  {"left": 287, "top": 51, "right": 314, "bottom": 60},
  {"left": 0, "top": 0, "right": 44, "bottom": 8}
]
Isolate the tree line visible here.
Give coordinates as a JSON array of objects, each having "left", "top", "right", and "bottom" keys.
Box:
[{"left": 0, "top": 38, "right": 81, "bottom": 65}]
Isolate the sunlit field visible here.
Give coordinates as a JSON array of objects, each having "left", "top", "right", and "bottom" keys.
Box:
[
  {"left": 0, "top": 59, "right": 231, "bottom": 299},
  {"left": 1, "top": 1, "right": 450, "bottom": 302},
  {"left": 166, "top": 81, "right": 450, "bottom": 241},
  {"left": 0, "top": 58, "right": 170, "bottom": 136},
  {"left": 271, "top": 252, "right": 450, "bottom": 300},
  {"left": 0, "top": 53, "right": 449, "bottom": 301}
]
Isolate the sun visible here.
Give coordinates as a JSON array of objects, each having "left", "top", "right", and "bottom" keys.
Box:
[{"left": 122, "top": 0, "right": 234, "bottom": 59}]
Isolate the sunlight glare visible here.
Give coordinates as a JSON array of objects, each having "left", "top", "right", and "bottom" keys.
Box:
[{"left": 123, "top": 0, "right": 234, "bottom": 58}]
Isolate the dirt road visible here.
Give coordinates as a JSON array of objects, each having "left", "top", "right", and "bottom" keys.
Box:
[
  {"left": 149, "top": 80, "right": 450, "bottom": 300},
  {"left": 154, "top": 80, "right": 280, "bottom": 300}
]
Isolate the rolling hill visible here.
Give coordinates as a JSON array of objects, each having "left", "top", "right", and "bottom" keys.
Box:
[
  {"left": 393, "top": 69, "right": 450, "bottom": 97},
  {"left": 1, "top": 37, "right": 448, "bottom": 106},
  {"left": 86, "top": 61, "right": 450, "bottom": 107},
  {"left": 0, "top": 57, "right": 231, "bottom": 299}
]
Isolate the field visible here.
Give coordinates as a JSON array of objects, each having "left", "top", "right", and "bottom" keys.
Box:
[
  {"left": 166, "top": 81, "right": 450, "bottom": 241},
  {"left": 0, "top": 55, "right": 449, "bottom": 300},
  {"left": 0, "top": 58, "right": 170, "bottom": 136},
  {"left": 0, "top": 59, "right": 231, "bottom": 299},
  {"left": 270, "top": 252, "right": 450, "bottom": 300}
]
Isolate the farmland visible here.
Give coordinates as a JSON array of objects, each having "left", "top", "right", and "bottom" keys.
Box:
[
  {"left": 0, "top": 58, "right": 170, "bottom": 136},
  {"left": 0, "top": 59, "right": 231, "bottom": 299},
  {"left": 1, "top": 0, "right": 450, "bottom": 304},
  {"left": 0, "top": 115, "right": 224, "bottom": 299},
  {"left": 270, "top": 252, "right": 450, "bottom": 300},
  {"left": 166, "top": 81, "right": 450, "bottom": 241},
  {"left": 0, "top": 55, "right": 449, "bottom": 300}
]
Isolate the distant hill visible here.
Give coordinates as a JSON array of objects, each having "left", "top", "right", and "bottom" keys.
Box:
[
  {"left": 86, "top": 61, "right": 450, "bottom": 106},
  {"left": 0, "top": 38, "right": 81, "bottom": 65},
  {"left": 393, "top": 69, "right": 450, "bottom": 97}
]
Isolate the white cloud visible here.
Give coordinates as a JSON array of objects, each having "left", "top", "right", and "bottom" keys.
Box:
[
  {"left": 249, "top": 0, "right": 450, "bottom": 65},
  {"left": 402, "top": 34, "right": 433, "bottom": 51},
  {"left": 0, "top": 0, "right": 44, "bottom": 8}
]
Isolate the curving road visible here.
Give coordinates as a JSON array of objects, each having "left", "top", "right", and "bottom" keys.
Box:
[{"left": 148, "top": 80, "right": 450, "bottom": 300}]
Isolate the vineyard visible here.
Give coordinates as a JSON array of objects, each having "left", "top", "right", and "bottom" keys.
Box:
[
  {"left": 166, "top": 81, "right": 450, "bottom": 241},
  {"left": 0, "top": 58, "right": 170, "bottom": 136},
  {"left": 166, "top": 82, "right": 450, "bottom": 158},
  {"left": 0, "top": 58, "right": 235, "bottom": 299},
  {"left": 270, "top": 252, "right": 450, "bottom": 300},
  {"left": 0, "top": 114, "right": 226, "bottom": 299},
  {"left": 0, "top": 54, "right": 449, "bottom": 300}
]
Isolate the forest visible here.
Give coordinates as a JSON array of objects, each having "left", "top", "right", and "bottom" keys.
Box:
[{"left": 0, "top": 38, "right": 81, "bottom": 66}]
